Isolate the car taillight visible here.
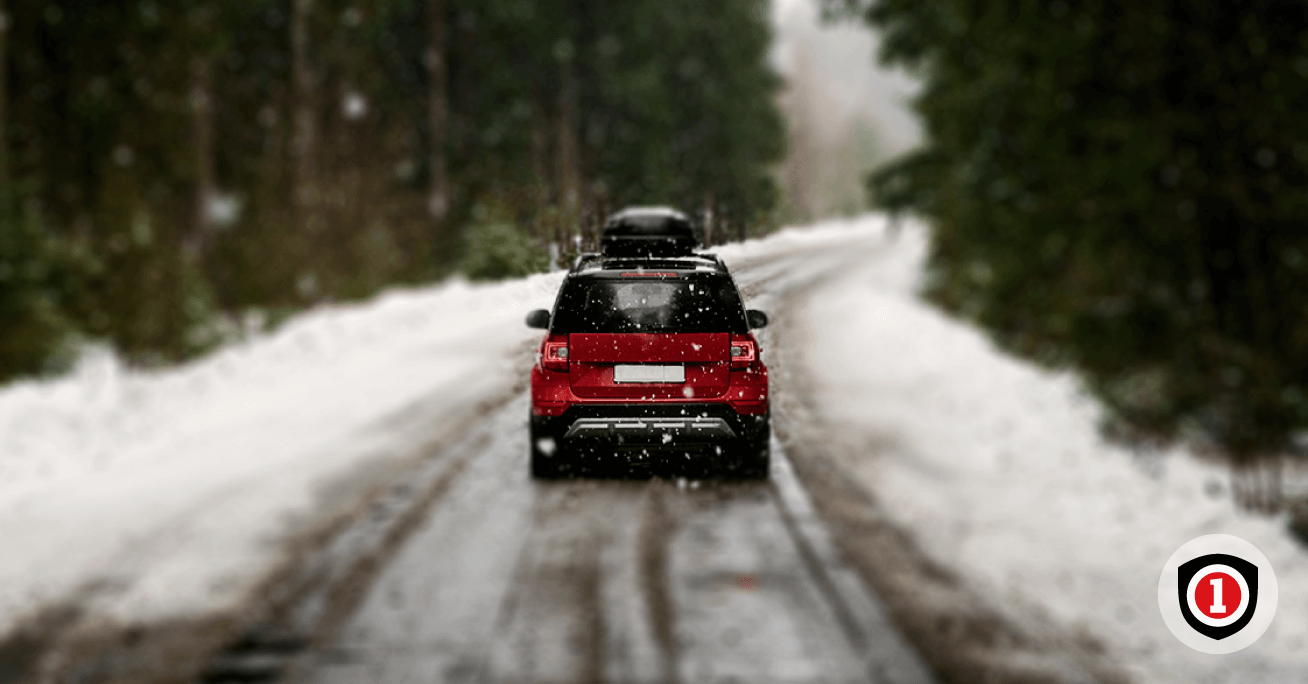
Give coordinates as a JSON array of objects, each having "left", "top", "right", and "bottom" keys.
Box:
[
  {"left": 542, "top": 342, "right": 569, "bottom": 371},
  {"left": 730, "top": 340, "right": 756, "bottom": 369}
]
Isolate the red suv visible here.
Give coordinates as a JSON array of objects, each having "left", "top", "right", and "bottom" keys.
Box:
[{"left": 525, "top": 255, "right": 770, "bottom": 479}]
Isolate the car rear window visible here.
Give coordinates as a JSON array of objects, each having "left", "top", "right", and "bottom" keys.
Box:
[{"left": 551, "top": 274, "right": 748, "bottom": 334}]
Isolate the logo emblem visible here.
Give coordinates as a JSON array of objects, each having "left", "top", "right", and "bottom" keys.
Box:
[{"left": 1158, "top": 535, "right": 1277, "bottom": 654}]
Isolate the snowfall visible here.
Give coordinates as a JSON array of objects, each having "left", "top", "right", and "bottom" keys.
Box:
[{"left": 0, "top": 215, "right": 1304, "bottom": 683}]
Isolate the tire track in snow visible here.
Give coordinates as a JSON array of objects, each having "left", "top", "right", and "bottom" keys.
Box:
[{"left": 285, "top": 232, "right": 936, "bottom": 684}]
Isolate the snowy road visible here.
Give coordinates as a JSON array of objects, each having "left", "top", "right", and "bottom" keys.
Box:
[
  {"left": 293, "top": 405, "right": 929, "bottom": 684},
  {"left": 273, "top": 237, "right": 935, "bottom": 684},
  {"left": 12, "top": 217, "right": 1298, "bottom": 684}
]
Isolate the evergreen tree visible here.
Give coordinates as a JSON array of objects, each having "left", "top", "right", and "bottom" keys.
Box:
[
  {"left": 0, "top": 199, "right": 75, "bottom": 378},
  {"left": 0, "top": 0, "right": 785, "bottom": 383},
  {"left": 828, "top": 0, "right": 1308, "bottom": 465}
]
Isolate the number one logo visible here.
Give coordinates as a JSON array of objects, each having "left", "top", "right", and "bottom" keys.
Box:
[
  {"left": 1159, "top": 535, "right": 1278, "bottom": 654},
  {"left": 1210, "top": 577, "right": 1225, "bottom": 614}
]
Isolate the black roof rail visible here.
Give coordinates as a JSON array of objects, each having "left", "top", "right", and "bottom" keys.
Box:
[
  {"left": 567, "top": 252, "right": 729, "bottom": 276},
  {"left": 571, "top": 252, "right": 604, "bottom": 271}
]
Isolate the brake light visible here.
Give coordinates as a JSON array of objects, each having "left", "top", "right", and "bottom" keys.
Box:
[
  {"left": 620, "top": 272, "right": 677, "bottom": 277},
  {"left": 730, "top": 339, "right": 756, "bottom": 369},
  {"left": 542, "top": 341, "right": 569, "bottom": 371}
]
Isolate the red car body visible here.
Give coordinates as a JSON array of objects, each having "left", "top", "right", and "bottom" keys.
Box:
[
  {"left": 526, "top": 257, "right": 770, "bottom": 478},
  {"left": 531, "top": 332, "right": 768, "bottom": 413}
]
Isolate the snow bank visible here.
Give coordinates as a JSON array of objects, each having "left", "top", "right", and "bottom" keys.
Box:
[
  {"left": 0, "top": 272, "right": 573, "bottom": 635},
  {"left": 0, "top": 220, "right": 868, "bottom": 640},
  {"left": 801, "top": 221, "right": 1308, "bottom": 683}
]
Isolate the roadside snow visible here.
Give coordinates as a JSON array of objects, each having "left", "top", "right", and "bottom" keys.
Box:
[
  {"left": 0, "top": 221, "right": 864, "bottom": 641},
  {"left": 800, "top": 220, "right": 1308, "bottom": 683},
  {"left": 9, "top": 211, "right": 1293, "bottom": 684},
  {"left": 0, "top": 273, "right": 567, "bottom": 635}
]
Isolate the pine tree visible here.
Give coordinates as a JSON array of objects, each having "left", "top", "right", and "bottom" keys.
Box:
[
  {"left": 0, "top": 0, "right": 786, "bottom": 382},
  {"left": 829, "top": 0, "right": 1308, "bottom": 466}
]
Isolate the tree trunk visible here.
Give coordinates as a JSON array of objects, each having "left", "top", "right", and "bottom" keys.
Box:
[
  {"left": 426, "top": 0, "right": 448, "bottom": 221},
  {"left": 530, "top": 93, "right": 553, "bottom": 241},
  {"left": 702, "top": 193, "right": 715, "bottom": 247},
  {"left": 291, "top": 0, "right": 317, "bottom": 232},
  {"left": 0, "top": 0, "right": 10, "bottom": 210},
  {"left": 454, "top": 8, "right": 476, "bottom": 161},
  {"left": 555, "top": 61, "right": 581, "bottom": 248},
  {"left": 1232, "top": 457, "right": 1285, "bottom": 514},
  {"left": 186, "top": 56, "right": 215, "bottom": 258}
]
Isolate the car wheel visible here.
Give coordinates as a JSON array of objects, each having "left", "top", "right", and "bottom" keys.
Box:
[
  {"left": 724, "top": 430, "right": 769, "bottom": 480},
  {"left": 739, "top": 437, "right": 770, "bottom": 479},
  {"left": 531, "top": 451, "right": 563, "bottom": 479},
  {"left": 738, "top": 412, "right": 771, "bottom": 480},
  {"left": 529, "top": 420, "right": 564, "bottom": 479}
]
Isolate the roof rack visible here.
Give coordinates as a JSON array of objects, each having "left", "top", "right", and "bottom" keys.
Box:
[{"left": 600, "top": 207, "right": 699, "bottom": 257}]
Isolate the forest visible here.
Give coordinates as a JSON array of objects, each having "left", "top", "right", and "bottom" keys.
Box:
[
  {"left": 0, "top": 0, "right": 785, "bottom": 380},
  {"left": 827, "top": 0, "right": 1308, "bottom": 486}
]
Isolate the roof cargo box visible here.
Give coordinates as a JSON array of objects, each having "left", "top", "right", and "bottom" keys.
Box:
[{"left": 600, "top": 207, "right": 699, "bottom": 257}]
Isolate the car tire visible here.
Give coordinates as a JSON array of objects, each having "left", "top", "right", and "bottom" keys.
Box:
[
  {"left": 738, "top": 437, "right": 770, "bottom": 480},
  {"left": 726, "top": 423, "right": 770, "bottom": 480},
  {"left": 531, "top": 451, "right": 563, "bottom": 479},
  {"left": 529, "top": 419, "right": 564, "bottom": 479},
  {"left": 739, "top": 412, "right": 771, "bottom": 479}
]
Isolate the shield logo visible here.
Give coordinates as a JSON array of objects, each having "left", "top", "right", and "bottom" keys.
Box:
[{"left": 1176, "top": 553, "right": 1259, "bottom": 640}]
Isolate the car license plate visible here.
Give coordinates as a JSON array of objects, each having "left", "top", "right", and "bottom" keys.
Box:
[{"left": 613, "top": 365, "right": 685, "bottom": 383}]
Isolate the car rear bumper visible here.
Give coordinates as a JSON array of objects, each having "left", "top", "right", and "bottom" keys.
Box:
[
  {"left": 533, "top": 403, "right": 768, "bottom": 450},
  {"left": 564, "top": 416, "right": 737, "bottom": 442}
]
